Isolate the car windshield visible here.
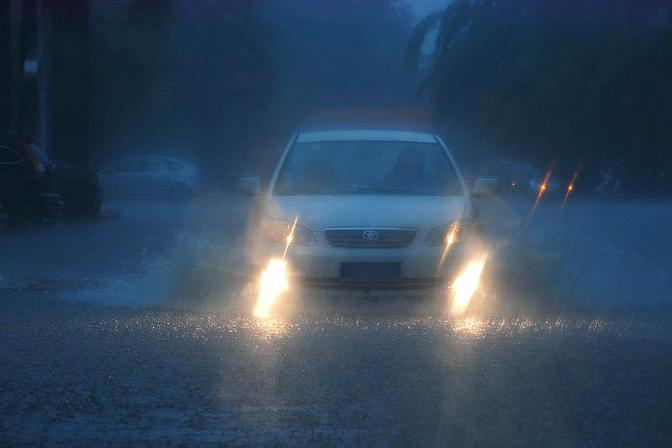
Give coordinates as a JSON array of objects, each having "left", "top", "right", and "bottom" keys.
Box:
[{"left": 274, "top": 141, "right": 463, "bottom": 196}]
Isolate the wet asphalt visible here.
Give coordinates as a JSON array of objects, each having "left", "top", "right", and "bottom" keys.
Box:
[{"left": 1, "top": 195, "right": 671, "bottom": 447}]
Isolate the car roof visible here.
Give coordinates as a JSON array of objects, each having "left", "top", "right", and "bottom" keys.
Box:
[{"left": 296, "top": 129, "right": 438, "bottom": 144}]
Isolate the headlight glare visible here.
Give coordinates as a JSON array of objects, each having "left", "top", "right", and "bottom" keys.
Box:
[
  {"left": 425, "top": 221, "right": 480, "bottom": 246},
  {"left": 425, "top": 222, "right": 461, "bottom": 246},
  {"left": 263, "top": 220, "right": 315, "bottom": 246}
]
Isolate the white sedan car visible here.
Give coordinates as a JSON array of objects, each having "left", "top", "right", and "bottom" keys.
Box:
[
  {"left": 99, "top": 156, "right": 201, "bottom": 200},
  {"left": 242, "top": 129, "right": 487, "bottom": 287}
]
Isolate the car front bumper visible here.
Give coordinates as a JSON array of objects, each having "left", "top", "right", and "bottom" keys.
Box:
[{"left": 251, "top": 237, "right": 470, "bottom": 287}]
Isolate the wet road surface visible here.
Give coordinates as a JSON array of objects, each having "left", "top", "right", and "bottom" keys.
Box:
[{"left": 1, "top": 196, "right": 671, "bottom": 447}]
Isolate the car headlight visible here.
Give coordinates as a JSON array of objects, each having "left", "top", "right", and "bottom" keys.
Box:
[
  {"left": 263, "top": 220, "right": 316, "bottom": 246},
  {"left": 425, "top": 221, "right": 478, "bottom": 246}
]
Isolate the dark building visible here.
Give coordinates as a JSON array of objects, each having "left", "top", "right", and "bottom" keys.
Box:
[{"left": 1, "top": 0, "right": 90, "bottom": 167}]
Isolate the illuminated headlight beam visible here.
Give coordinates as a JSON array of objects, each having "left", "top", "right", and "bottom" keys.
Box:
[
  {"left": 253, "top": 258, "right": 289, "bottom": 319},
  {"left": 282, "top": 216, "right": 299, "bottom": 259},
  {"left": 254, "top": 215, "right": 298, "bottom": 319},
  {"left": 437, "top": 222, "right": 461, "bottom": 274},
  {"left": 450, "top": 253, "right": 488, "bottom": 316}
]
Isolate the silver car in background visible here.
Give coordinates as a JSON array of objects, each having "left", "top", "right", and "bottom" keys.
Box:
[
  {"left": 242, "top": 129, "right": 487, "bottom": 287},
  {"left": 99, "top": 156, "right": 201, "bottom": 201}
]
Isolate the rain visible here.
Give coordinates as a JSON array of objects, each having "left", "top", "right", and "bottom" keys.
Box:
[{"left": 2, "top": 1, "right": 672, "bottom": 446}]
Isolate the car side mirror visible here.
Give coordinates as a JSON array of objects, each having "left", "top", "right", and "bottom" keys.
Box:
[
  {"left": 472, "top": 177, "right": 499, "bottom": 197},
  {"left": 238, "top": 176, "right": 261, "bottom": 195}
]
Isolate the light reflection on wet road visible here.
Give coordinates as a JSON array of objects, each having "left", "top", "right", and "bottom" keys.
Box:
[
  {"left": 2, "top": 196, "right": 672, "bottom": 446},
  {"left": 2, "top": 293, "right": 672, "bottom": 447}
]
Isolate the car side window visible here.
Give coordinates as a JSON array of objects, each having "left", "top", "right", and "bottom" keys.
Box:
[{"left": 0, "top": 145, "right": 22, "bottom": 165}]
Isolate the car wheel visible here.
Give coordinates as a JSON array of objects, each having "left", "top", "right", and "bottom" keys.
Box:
[{"left": 169, "top": 183, "right": 193, "bottom": 202}]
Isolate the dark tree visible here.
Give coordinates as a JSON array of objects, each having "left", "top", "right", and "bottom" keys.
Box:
[
  {"left": 408, "top": 0, "right": 672, "bottom": 192},
  {"left": 90, "top": 0, "right": 274, "bottom": 183}
]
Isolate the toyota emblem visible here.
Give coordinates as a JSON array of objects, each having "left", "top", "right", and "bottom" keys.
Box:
[{"left": 362, "top": 230, "right": 379, "bottom": 241}]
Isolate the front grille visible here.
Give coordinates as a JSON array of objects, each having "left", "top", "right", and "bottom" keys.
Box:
[{"left": 323, "top": 228, "right": 416, "bottom": 248}]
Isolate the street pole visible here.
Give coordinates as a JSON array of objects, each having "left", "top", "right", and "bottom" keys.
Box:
[{"left": 8, "top": 0, "right": 23, "bottom": 135}]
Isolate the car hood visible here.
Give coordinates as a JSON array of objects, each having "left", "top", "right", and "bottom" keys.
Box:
[{"left": 266, "top": 195, "right": 467, "bottom": 231}]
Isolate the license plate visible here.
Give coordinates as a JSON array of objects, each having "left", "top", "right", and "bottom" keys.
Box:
[{"left": 339, "top": 262, "right": 401, "bottom": 281}]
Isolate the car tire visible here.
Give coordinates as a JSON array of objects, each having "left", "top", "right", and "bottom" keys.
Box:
[{"left": 169, "top": 183, "right": 193, "bottom": 202}]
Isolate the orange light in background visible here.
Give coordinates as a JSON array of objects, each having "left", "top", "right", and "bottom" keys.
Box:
[
  {"left": 531, "top": 169, "right": 553, "bottom": 215},
  {"left": 561, "top": 171, "right": 579, "bottom": 208}
]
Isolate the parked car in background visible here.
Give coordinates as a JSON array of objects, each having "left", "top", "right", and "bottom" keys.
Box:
[
  {"left": 0, "top": 141, "right": 101, "bottom": 226},
  {"left": 99, "top": 156, "right": 201, "bottom": 201},
  {"left": 479, "top": 160, "right": 566, "bottom": 196},
  {"left": 50, "top": 160, "right": 103, "bottom": 219}
]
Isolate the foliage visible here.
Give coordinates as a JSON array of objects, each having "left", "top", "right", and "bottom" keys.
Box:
[
  {"left": 409, "top": 0, "right": 672, "bottom": 190},
  {"left": 263, "top": 0, "right": 414, "bottom": 116},
  {"left": 91, "top": 0, "right": 274, "bottom": 181}
]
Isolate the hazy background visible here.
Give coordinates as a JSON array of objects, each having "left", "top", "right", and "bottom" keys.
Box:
[
  {"left": 4, "top": 0, "right": 669, "bottom": 191},
  {"left": 90, "top": 0, "right": 425, "bottom": 183},
  {"left": 84, "top": 0, "right": 672, "bottom": 193}
]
